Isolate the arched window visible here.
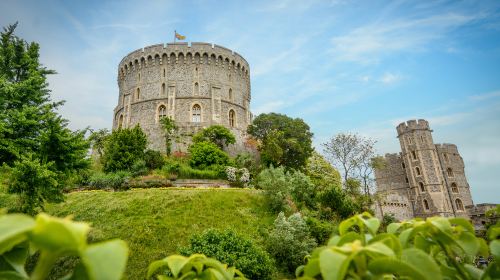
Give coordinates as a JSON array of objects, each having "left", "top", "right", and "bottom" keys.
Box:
[
  {"left": 194, "top": 82, "right": 199, "bottom": 95},
  {"left": 415, "top": 167, "right": 421, "bottom": 176},
  {"left": 158, "top": 105, "right": 167, "bottom": 119},
  {"left": 451, "top": 183, "right": 459, "bottom": 193},
  {"left": 405, "top": 177, "right": 409, "bottom": 183},
  {"left": 455, "top": 199, "right": 464, "bottom": 211},
  {"left": 229, "top": 110, "right": 235, "bottom": 127},
  {"left": 229, "top": 88, "right": 233, "bottom": 101},
  {"left": 424, "top": 199, "right": 430, "bottom": 210},
  {"left": 401, "top": 162, "right": 405, "bottom": 169},
  {"left": 411, "top": 151, "right": 417, "bottom": 160},
  {"left": 136, "top": 88, "right": 140, "bottom": 101},
  {"left": 447, "top": 168, "right": 453, "bottom": 177},
  {"left": 138, "top": 73, "right": 141, "bottom": 81},
  {"left": 419, "top": 182, "right": 425, "bottom": 192},
  {"left": 161, "top": 83, "right": 165, "bottom": 96},
  {"left": 118, "top": 115, "right": 124, "bottom": 129},
  {"left": 163, "top": 68, "right": 166, "bottom": 77},
  {"left": 192, "top": 104, "right": 201, "bottom": 123}
]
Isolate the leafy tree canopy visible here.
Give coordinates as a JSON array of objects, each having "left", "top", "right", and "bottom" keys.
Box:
[
  {"left": 192, "top": 125, "right": 236, "bottom": 150},
  {"left": 305, "top": 151, "right": 341, "bottom": 188},
  {"left": 247, "top": 113, "right": 313, "bottom": 170}
]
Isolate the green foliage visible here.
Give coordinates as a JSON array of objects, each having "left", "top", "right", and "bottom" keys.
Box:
[
  {"left": 297, "top": 212, "right": 500, "bottom": 280},
  {"left": 0, "top": 212, "right": 128, "bottom": 280},
  {"left": 266, "top": 212, "right": 317, "bottom": 274},
  {"left": 88, "top": 171, "right": 131, "bottom": 191},
  {"left": 88, "top": 128, "right": 110, "bottom": 158},
  {"left": 254, "top": 166, "right": 292, "bottom": 213},
  {"left": 162, "top": 158, "right": 225, "bottom": 180},
  {"left": 192, "top": 125, "right": 236, "bottom": 150},
  {"left": 289, "top": 171, "right": 318, "bottom": 210},
  {"left": 306, "top": 216, "right": 335, "bottom": 245},
  {"left": 188, "top": 141, "right": 229, "bottom": 169},
  {"left": 144, "top": 149, "right": 165, "bottom": 170},
  {"left": 7, "top": 154, "right": 60, "bottom": 215},
  {"left": 102, "top": 125, "right": 147, "bottom": 172},
  {"left": 305, "top": 151, "right": 341, "bottom": 188},
  {"left": 147, "top": 254, "right": 245, "bottom": 280},
  {"left": 130, "top": 159, "right": 148, "bottom": 177},
  {"left": 318, "top": 184, "right": 360, "bottom": 219},
  {"left": 160, "top": 117, "right": 178, "bottom": 156},
  {"left": 179, "top": 229, "right": 274, "bottom": 280},
  {"left": 247, "top": 113, "right": 313, "bottom": 170}
]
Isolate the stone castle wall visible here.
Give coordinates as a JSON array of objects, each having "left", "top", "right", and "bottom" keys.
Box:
[
  {"left": 113, "top": 42, "right": 252, "bottom": 152},
  {"left": 374, "top": 119, "right": 475, "bottom": 221}
]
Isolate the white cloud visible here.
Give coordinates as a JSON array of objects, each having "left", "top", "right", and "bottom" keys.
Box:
[
  {"left": 469, "top": 90, "right": 500, "bottom": 101},
  {"left": 379, "top": 72, "right": 402, "bottom": 84}
]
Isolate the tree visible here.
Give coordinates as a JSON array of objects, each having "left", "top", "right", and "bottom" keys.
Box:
[
  {"left": 304, "top": 151, "right": 341, "bottom": 188},
  {"left": 160, "top": 116, "right": 178, "bottom": 156},
  {"left": 247, "top": 113, "right": 313, "bottom": 170},
  {"left": 88, "top": 128, "right": 110, "bottom": 158},
  {"left": 8, "top": 154, "right": 60, "bottom": 215},
  {"left": 192, "top": 125, "right": 235, "bottom": 150},
  {"left": 102, "top": 125, "right": 147, "bottom": 172},
  {"left": 322, "top": 133, "right": 376, "bottom": 189}
]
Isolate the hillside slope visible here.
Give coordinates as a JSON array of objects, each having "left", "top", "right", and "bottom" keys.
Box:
[{"left": 40, "top": 188, "right": 275, "bottom": 279}]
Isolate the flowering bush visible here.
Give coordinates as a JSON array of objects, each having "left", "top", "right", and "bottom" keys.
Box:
[{"left": 226, "top": 166, "right": 251, "bottom": 187}]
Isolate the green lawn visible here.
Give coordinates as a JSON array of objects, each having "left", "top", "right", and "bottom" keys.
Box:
[{"left": 17, "top": 188, "right": 275, "bottom": 279}]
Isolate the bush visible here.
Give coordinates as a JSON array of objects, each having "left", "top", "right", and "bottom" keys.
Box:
[
  {"left": 306, "top": 216, "right": 335, "bottom": 245},
  {"left": 188, "top": 141, "right": 229, "bottom": 169},
  {"left": 88, "top": 171, "right": 131, "bottom": 191},
  {"left": 318, "top": 184, "right": 360, "bottom": 219},
  {"left": 7, "top": 154, "right": 61, "bottom": 215},
  {"left": 266, "top": 212, "right": 316, "bottom": 274},
  {"left": 144, "top": 149, "right": 165, "bottom": 170},
  {"left": 179, "top": 229, "right": 274, "bottom": 280},
  {"left": 130, "top": 159, "right": 148, "bottom": 177},
  {"left": 254, "top": 166, "right": 292, "bottom": 213},
  {"left": 102, "top": 125, "right": 147, "bottom": 172}
]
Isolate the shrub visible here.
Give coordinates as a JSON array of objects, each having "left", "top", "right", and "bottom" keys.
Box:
[
  {"left": 289, "top": 170, "right": 318, "bottom": 210},
  {"left": 7, "top": 154, "right": 61, "bottom": 215},
  {"left": 266, "top": 212, "right": 317, "bottom": 274},
  {"left": 305, "top": 216, "right": 335, "bottom": 245},
  {"left": 88, "top": 171, "right": 131, "bottom": 191},
  {"left": 318, "top": 184, "right": 360, "bottom": 219},
  {"left": 179, "top": 229, "right": 274, "bottom": 280},
  {"left": 226, "top": 166, "right": 250, "bottom": 187},
  {"left": 0, "top": 213, "right": 128, "bottom": 280},
  {"left": 297, "top": 212, "right": 500, "bottom": 280},
  {"left": 102, "top": 125, "right": 147, "bottom": 172},
  {"left": 254, "top": 166, "right": 292, "bottom": 213},
  {"left": 188, "top": 141, "right": 229, "bottom": 169},
  {"left": 130, "top": 159, "right": 148, "bottom": 177},
  {"left": 144, "top": 149, "right": 165, "bottom": 170}
]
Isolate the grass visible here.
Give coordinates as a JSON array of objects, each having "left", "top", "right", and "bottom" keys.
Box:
[{"left": 34, "top": 188, "right": 275, "bottom": 279}]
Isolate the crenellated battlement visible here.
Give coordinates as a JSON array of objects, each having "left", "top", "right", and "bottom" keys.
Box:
[
  {"left": 118, "top": 42, "right": 250, "bottom": 80},
  {"left": 396, "top": 119, "right": 430, "bottom": 136}
]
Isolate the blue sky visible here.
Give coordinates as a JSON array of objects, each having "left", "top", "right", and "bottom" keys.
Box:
[{"left": 1, "top": 0, "right": 499, "bottom": 203}]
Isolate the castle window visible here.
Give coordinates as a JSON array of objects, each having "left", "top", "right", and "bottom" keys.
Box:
[
  {"left": 401, "top": 162, "right": 405, "bottom": 169},
  {"left": 451, "top": 183, "right": 459, "bottom": 193},
  {"left": 423, "top": 199, "right": 430, "bottom": 210},
  {"left": 411, "top": 151, "right": 417, "bottom": 160},
  {"left": 192, "top": 104, "right": 201, "bottom": 123},
  {"left": 229, "top": 88, "right": 233, "bottom": 101},
  {"left": 229, "top": 109, "right": 235, "bottom": 127},
  {"left": 447, "top": 168, "right": 453, "bottom": 177},
  {"left": 415, "top": 167, "right": 421, "bottom": 176},
  {"left": 455, "top": 199, "right": 464, "bottom": 211},
  {"left": 161, "top": 83, "right": 165, "bottom": 96},
  {"left": 420, "top": 135, "right": 424, "bottom": 143},
  {"left": 118, "top": 115, "right": 124, "bottom": 129},
  {"left": 419, "top": 182, "right": 425, "bottom": 192},
  {"left": 443, "top": 153, "right": 449, "bottom": 162},
  {"left": 163, "top": 68, "right": 165, "bottom": 77},
  {"left": 158, "top": 105, "right": 167, "bottom": 120},
  {"left": 136, "top": 88, "right": 140, "bottom": 101},
  {"left": 194, "top": 82, "right": 199, "bottom": 95},
  {"left": 408, "top": 137, "right": 413, "bottom": 144},
  {"left": 405, "top": 177, "right": 409, "bottom": 183},
  {"left": 138, "top": 73, "right": 141, "bottom": 81}
]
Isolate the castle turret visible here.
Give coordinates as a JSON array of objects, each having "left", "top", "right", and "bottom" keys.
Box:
[{"left": 397, "top": 119, "right": 454, "bottom": 217}]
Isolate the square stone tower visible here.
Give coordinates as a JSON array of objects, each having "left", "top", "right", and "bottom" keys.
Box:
[{"left": 374, "top": 119, "right": 474, "bottom": 220}]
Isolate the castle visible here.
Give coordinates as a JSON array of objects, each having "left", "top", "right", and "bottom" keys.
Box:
[
  {"left": 373, "top": 119, "right": 475, "bottom": 221},
  {"left": 113, "top": 42, "right": 252, "bottom": 153}
]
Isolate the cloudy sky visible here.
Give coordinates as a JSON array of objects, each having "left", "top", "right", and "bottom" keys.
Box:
[{"left": 1, "top": 0, "right": 499, "bottom": 203}]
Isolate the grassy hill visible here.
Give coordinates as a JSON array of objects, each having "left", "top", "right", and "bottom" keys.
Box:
[{"left": 1, "top": 188, "right": 276, "bottom": 279}]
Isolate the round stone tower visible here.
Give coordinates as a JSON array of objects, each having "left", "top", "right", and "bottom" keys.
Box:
[{"left": 113, "top": 42, "right": 252, "bottom": 152}]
